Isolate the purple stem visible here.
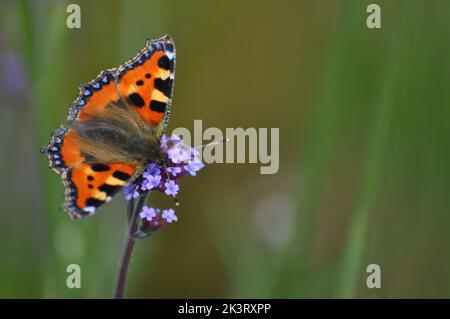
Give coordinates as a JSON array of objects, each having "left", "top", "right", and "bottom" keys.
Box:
[{"left": 113, "top": 192, "right": 148, "bottom": 299}]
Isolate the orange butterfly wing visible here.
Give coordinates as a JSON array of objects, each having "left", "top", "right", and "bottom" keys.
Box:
[
  {"left": 115, "top": 34, "right": 175, "bottom": 137},
  {"left": 62, "top": 163, "right": 136, "bottom": 216},
  {"left": 43, "top": 35, "right": 176, "bottom": 219}
]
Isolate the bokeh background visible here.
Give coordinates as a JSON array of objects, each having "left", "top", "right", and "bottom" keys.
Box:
[{"left": 0, "top": 0, "right": 449, "bottom": 298}]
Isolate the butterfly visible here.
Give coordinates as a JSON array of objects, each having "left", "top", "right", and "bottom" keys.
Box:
[{"left": 41, "top": 35, "right": 176, "bottom": 219}]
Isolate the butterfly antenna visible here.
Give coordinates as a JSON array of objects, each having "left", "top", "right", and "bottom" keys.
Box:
[{"left": 195, "top": 138, "right": 229, "bottom": 150}]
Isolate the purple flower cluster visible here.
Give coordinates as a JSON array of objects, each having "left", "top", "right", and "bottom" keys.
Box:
[
  {"left": 122, "top": 134, "right": 205, "bottom": 230},
  {"left": 138, "top": 207, "right": 178, "bottom": 231}
]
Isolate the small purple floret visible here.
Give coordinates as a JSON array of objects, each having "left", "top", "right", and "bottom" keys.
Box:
[
  {"left": 162, "top": 209, "right": 178, "bottom": 223},
  {"left": 164, "top": 180, "right": 179, "bottom": 197},
  {"left": 139, "top": 206, "right": 158, "bottom": 221}
]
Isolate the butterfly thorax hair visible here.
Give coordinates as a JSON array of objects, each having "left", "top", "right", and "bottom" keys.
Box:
[{"left": 72, "top": 99, "right": 165, "bottom": 168}]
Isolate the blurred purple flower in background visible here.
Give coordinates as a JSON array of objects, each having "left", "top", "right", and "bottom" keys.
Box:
[
  {"left": 0, "top": 28, "right": 27, "bottom": 105},
  {"left": 0, "top": 50, "right": 28, "bottom": 105},
  {"left": 2, "top": 51, "right": 25, "bottom": 90}
]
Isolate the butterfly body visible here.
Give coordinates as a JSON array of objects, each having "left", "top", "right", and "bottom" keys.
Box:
[
  {"left": 42, "top": 35, "right": 176, "bottom": 219},
  {"left": 70, "top": 100, "right": 164, "bottom": 166}
]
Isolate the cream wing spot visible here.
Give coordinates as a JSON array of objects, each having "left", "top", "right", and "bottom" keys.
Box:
[
  {"left": 94, "top": 190, "right": 108, "bottom": 201},
  {"left": 157, "top": 69, "right": 171, "bottom": 80},
  {"left": 105, "top": 176, "right": 127, "bottom": 186},
  {"left": 151, "top": 89, "right": 169, "bottom": 103}
]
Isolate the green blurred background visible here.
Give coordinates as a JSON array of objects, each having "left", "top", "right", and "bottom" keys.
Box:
[{"left": 0, "top": 0, "right": 449, "bottom": 298}]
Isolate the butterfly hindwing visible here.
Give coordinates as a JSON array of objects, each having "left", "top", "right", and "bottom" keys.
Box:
[{"left": 62, "top": 163, "right": 136, "bottom": 218}]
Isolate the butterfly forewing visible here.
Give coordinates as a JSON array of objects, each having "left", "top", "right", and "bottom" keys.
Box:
[{"left": 115, "top": 34, "right": 176, "bottom": 138}]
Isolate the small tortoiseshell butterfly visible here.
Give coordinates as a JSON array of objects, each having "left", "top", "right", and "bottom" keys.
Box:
[{"left": 41, "top": 35, "right": 176, "bottom": 219}]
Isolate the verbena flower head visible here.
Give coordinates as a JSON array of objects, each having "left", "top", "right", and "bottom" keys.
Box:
[{"left": 122, "top": 133, "right": 205, "bottom": 231}]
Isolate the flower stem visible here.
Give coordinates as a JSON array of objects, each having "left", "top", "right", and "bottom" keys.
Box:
[
  {"left": 114, "top": 234, "right": 135, "bottom": 299},
  {"left": 114, "top": 192, "right": 148, "bottom": 299}
]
